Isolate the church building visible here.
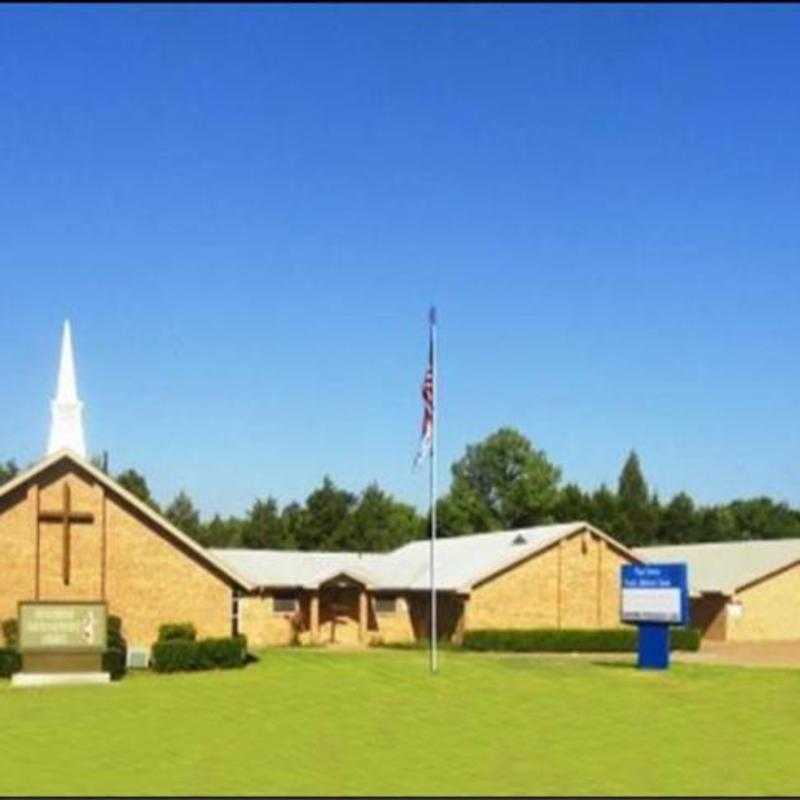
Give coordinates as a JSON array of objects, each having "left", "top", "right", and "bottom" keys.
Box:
[
  {"left": 0, "top": 322, "right": 642, "bottom": 653},
  {"left": 5, "top": 322, "right": 797, "bottom": 655}
]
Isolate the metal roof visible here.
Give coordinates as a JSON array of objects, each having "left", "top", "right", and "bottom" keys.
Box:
[
  {"left": 633, "top": 539, "right": 800, "bottom": 595},
  {"left": 211, "top": 522, "right": 623, "bottom": 592},
  {"left": 207, "top": 548, "right": 390, "bottom": 589}
]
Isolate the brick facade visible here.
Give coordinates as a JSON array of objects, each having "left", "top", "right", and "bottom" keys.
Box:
[
  {"left": 466, "top": 529, "right": 632, "bottom": 631},
  {"left": 727, "top": 562, "right": 800, "bottom": 641},
  {"left": 0, "top": 456, "right": 239, "bottom": 651},
  {"left": 14, "top": 454, "right": 799, "bottom": 650}
]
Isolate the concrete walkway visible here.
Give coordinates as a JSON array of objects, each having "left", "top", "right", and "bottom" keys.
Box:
[{"left": 674, "top": 639, "right": 800, "bottom": 668}]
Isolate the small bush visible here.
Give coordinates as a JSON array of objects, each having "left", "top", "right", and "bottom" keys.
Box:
[
  {"left": 462, "top": 628, "right": 703, "bottom": 653},
  {"left": 102, "top": 648, "right": 126, "bottom": 680},
  {"left": 105, "top": 615, "right": 127, "bottom": 679},
  {"left": 0, "top": 648, "right": 21, "bottom": 678},
  {"left": 198, "top": 635, "right": 249, "bottom": 669},
  {"left": 107, "top": 615, "right": 125, "bottom": 648},
  {"left": 158, "top": 622, "right": 197, "bottom": 643},
  {"left": 1, "top": 618, "right": 18, "bottom": 648},
  {"left": 151, "top": 635, "right": 248, "bottom": 673},
  {"left": 151, "top": 640, "right": 197, "bottom": 673}
]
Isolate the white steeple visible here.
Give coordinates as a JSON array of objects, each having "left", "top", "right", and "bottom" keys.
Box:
[{"left": 47, "top": 319, "right": 87, "bottom": 458}]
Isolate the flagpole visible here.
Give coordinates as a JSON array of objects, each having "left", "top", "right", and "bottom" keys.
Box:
[{"left": 429, "top": 307, "right": 438, "bottom": 674}]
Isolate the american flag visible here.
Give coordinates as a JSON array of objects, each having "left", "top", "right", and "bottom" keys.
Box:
[{"left": 414, "top": 308, "right": 436, "bottom": 468}]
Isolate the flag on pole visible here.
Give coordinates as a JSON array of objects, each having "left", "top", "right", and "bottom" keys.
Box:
[{"left": 414, "top": 307, "right": 436, "bottom": 469}]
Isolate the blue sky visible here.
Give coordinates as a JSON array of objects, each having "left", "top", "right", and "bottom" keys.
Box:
[{"left": 1, "top": 6, "right": 799, "bottom": 517}]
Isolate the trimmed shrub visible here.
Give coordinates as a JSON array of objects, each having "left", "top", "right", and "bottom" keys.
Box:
[
  {"left": 151, "top": 640, "right": 198, "bottom": 673},
  {"left": 198, "top": 635, "right": 249, "bottom": 669},
  {"left": 107, "top": 615, "right": 125, "bottom": 648},
  {"left": 462, "top": 628, "right": 703, "bottom": 653},
  {"left": 2, "top": 618, "right": 18, "bottom": 648},
  {"left": 463, "top": 629, "right": 637, "bottom": 653},
  {"left": 670, "top": 626, "right": 702, "bottom": 652},
  {"left": 151, "top": 635, "right": 248, "bottom": 673},
  {"left": 102, "top": 648, "right": 126, "bottom": 680},
  {"left": 0, "top": 648, "right": 21, "bottom": 678},
  {"left": 158, "top": 622, "right": 197, "bottom": 643},
  {"left": 370, "top": 638, "right": 460, "bottom": 651},
  {"left": 105, "top": 615, "right": 127, "bottom": 679}
]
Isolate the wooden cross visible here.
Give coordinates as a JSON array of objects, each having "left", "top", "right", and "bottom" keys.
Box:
[{"left": 38, "top": 482, "right": 94, "bottom": 586}]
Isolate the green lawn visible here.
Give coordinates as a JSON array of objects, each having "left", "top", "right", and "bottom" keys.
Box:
[{"left": 1, "top": 648, "right": 799, "bottom": 796}]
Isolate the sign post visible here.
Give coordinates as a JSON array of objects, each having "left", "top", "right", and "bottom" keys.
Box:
[{"left": 621, "top": 564, "right": 689, "bottom": 670}]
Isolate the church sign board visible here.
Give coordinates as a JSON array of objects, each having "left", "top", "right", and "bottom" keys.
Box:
[
  {"left": 620, "top": 564, "right": 689, "bottom": 671},
  {"left": 18, "top": 601, "right": 107, "bottom": 673},
  {"left": 621, "top": 564, "right": 688, "bottom": 625}
]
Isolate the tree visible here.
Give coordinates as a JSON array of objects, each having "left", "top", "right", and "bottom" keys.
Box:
[
  {"left": 659, "top": 492, "right": 697, "bottom": 543},
  {"left": 695, "top": 505, "right": 739, "bottom": 543},
  {"left": 331, "top": 484, "right": 422, "bottom": 552},
  {"left": 280, "top": 502, "right": 307, "bottom": 548},
  {"left": 616, "top": 451, "right": 659, "bottom": 545},
  {"left": 725, "top": 498, "right": 800, "bottom": 540},
  {"left": 0, "top": 460, "right": 18, "bottom": 487},
  {"left": 554, "top": 483, "right": 591, "bottom": 523},
  {"left": 436, "top": 478, "right": 497, "bottom": 538},
  {"left": 441, "top": 428, "right": 562, "bottom": 534},
  {"left": 241, "top": 497, "right": 293, "bottom": 549},
  {"left": 587, "top": 484, "right": 625, "bottom": 540},
  {"left": 165, "top": 491, "right": 202, "bottom": 542},
  {"left": 618, "top": 451, "right": 649, "bottom": 508},
  {"left": 297, "top": 477, "right": 356, "bottom": 550},
  {"left": 116, "top": 468, "right": 160, "bottom": 511},
  {"left": 89, "top": 452, "right": 109, "bottom": 474},
  {"left": 204, "top": 514, "right": 245, "bottom": 548}
]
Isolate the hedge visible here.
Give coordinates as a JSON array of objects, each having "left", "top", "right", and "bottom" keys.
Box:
[
  {"left": 0, "top": 648, "right": 21, "bottom": 678},
  {"left": 157, "top": 622, "right": 197, "bottom": 643},
  {"left": 151, "top": 635, "right": 248, "bottom": 673},
  {"left": 462, "top": 628, "right": 702, "bottom": 653},
  {"left": 669, "top": 627, "right": 702, "bottom": 652}
]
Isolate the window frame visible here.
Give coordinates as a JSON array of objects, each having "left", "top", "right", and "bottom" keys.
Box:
[
  {"left": 374, "top": 595, "right": 398, "bottom": 615},
  {"left": 272, "top": 592, "right": 299, "bottom": 615}
]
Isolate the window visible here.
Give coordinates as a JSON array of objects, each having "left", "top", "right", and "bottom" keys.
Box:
[
  {"left": 375, "top": 596, "right": 397, "bottom": 614},
  {"left": 273, "top": 593, "right": 298, "bottom": 614},
  {"left": 231, "top": 590, "right": 240, "bottom": 636}
]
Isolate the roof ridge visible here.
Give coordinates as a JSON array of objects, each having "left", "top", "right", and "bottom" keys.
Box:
[{"left": 636, "top": 538, "right": 800, "bottom": 550}]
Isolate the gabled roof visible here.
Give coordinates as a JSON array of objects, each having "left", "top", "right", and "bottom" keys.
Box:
[
  {"left": 634, "top": 539, "right": 800, "bottom": 596},
  {"left": 212, "top": 521, "right": 641, "bottom": 593},
  {"left": 209, "top": 548, "right": 386, "bottom": 590},
  {"left": 0, "top": 449, "right": 253, "bottom": 591}
]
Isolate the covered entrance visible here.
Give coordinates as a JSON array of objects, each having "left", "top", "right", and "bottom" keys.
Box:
[{"left": 311, "top": 573, "right": 370, "bottom": 646}]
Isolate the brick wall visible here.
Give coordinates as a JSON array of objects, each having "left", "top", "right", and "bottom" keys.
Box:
[
  {"left": 104, "top": 492, "right": 233, "bottom": 648},
  {"left": 466, "top": 529, "right": 632, "bottom": 631},
  {"left": 0, "top": 484, "right": 36, "bottom": 622},
  {"left": 0, "top": 459, "right": 236, "bottom": 651},
  {"left": 239, "top": 594, "right": 295, "bottom": 646},
  {"left": 728, "top": 563, "right": 800, "bottom": 641}
]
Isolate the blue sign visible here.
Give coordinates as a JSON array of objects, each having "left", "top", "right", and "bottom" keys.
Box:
[{"left": 621, "top": 563, "right": 689, "bottom": 626}]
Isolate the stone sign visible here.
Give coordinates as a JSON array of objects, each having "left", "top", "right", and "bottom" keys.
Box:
[
  {"left": 19, "top": 602, "right": 107, "bottom": 651},
  {"left": 13, "top": 601, "right": 110, "bottom": 684}
]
